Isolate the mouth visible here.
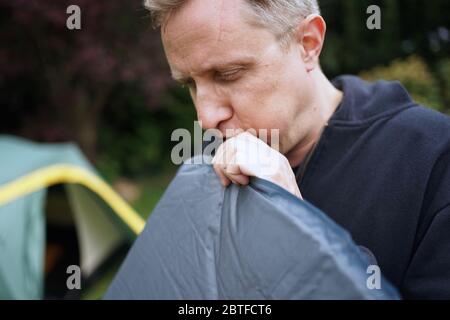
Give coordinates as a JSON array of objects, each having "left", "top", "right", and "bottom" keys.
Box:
[{"left": 217, "top": 126, "right": 245, "bottom": 140}]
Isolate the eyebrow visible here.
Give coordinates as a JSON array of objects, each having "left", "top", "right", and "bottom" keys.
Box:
[{"left": 170, "top": 58, "right": 255, "bottom": 83}]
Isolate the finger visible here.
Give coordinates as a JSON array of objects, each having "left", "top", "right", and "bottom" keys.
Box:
[
  {"left": 213, "top": 137, "right": 250, "bottom": 187},
  {"left": 212, "top": 141, "right": 226, "bottom": 167},
  {"left": 212, "top": 142, "right": 230, "bottom": 186},
  {"left": 222, "top": 164, "right": 250, "bottom": 186},
  {"left": 228, "top": 173, "right": 250, "bottom": 186},
  {"left": 213, "top": 163, "right": 231, "bottom": 187},
  {"left": 222, "top": 137, "right": 237, "bottom": 167}
]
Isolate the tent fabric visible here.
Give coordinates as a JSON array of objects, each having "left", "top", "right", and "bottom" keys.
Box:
[
  {"left": 0, "top": 135, "right": 90, "bottom": 300},
  {"left": 0, "top": 189, "right": 46, "bottom": 300},
  {"left": 0, "top": 135, "right": 142, "bottom": 299},
  {"left": 105, "top": 157, "right": 400, "bottom": 299}
]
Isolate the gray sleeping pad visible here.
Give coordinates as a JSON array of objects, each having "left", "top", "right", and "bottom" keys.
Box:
[{"left": 105, "top": 159, "right": 400, "bottom": 299}]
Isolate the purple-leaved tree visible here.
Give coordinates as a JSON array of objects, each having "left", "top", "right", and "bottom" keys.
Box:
[{"left": 0, "top": 0, "right": 171, "bottom": 160}]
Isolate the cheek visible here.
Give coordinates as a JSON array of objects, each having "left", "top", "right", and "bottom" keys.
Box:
[
  {"left": 228, "top": 87, "right": 279, "bottom": 131},
  {"left": 228, "top": 69, "right": 302, "bottom": 132}
]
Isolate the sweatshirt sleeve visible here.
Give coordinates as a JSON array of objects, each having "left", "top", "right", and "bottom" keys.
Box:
[
  {"left": 401, "top": 204, "right": 450, "bottom": 299},
  {"left": 400, "top": 148, "right": 450, "bottom": 299}
]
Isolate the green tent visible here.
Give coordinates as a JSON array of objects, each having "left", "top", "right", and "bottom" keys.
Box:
[{"left": 0, "top": 135, "right": 145, "bottom": 299}]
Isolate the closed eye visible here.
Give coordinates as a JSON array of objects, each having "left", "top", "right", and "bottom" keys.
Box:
[{"left": 215, "top": 68, "right": 244, "bottom": 82}]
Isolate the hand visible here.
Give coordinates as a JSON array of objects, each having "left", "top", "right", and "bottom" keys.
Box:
[{"left": 211, "top": 132, "right": 303, "bottom": 199}]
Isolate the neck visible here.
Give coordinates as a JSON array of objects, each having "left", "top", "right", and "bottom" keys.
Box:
[{"left": 286, "top": 69, "right": 343, "bottom": 168}]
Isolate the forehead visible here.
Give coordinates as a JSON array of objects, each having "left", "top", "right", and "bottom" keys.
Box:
[{"left": 161, "top": 0, "right": 277, "bottom": 77}]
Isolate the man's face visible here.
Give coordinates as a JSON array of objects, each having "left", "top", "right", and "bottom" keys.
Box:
[{"left": 162, "top": 0, "right": 317, "bottom": 155}]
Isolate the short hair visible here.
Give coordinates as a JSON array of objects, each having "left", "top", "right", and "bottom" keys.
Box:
[{"left": 143, "top": 0, "right": 321, "bottom": 45}]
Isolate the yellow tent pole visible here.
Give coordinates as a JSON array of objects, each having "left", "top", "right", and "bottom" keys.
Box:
[{"left": 0, "top": 164, "right": 145, "bottom": 235}]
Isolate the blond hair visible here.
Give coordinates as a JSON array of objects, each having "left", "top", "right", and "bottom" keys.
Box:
[{"left": 144, "top": 0, "right": 320, "bottom": 44}]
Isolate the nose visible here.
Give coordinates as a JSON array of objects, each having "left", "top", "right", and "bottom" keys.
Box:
[{"left": 193, "top": 84, "right": 233, "bottom": 130}]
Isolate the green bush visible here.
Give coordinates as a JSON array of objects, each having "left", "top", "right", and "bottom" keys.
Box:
[
  {"left": 436, "top": 58, "right": 450, "bottom": 114},
  {"left": 360, "top": 55, "right": 444, "bottom": 111},
  {"left": 97, "top": 83, "right": 196, "bottom": 180}
]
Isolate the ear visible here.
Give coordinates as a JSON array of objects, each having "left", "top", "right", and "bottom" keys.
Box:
[{"left": 295, "top": 14, "right": 326, "bottom": 72}]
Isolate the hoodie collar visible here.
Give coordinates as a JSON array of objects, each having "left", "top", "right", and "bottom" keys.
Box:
[{"left": 330, "top": 75, "right": 416, "bottom": 125}]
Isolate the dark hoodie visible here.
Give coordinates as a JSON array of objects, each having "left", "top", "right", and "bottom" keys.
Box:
[{"left": 296, "top": 75, "right": 450, "bottom": 299}]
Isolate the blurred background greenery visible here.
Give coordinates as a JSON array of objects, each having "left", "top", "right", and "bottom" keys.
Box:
[
  {"left": 1, "top": 0, "right": 449, "bottom": 209},
  {"left": 0, "top": 0, "right": 448, "bottom": 299}
]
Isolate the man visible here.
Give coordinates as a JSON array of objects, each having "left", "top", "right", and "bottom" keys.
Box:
[{"left": 144, "top": 0, "right": 450, "bottom": 299}]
